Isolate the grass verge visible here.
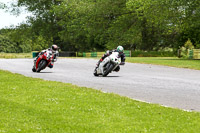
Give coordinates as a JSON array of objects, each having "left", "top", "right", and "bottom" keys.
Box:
[
  {"left": 126, "top": 57, "right": 200, "bottom": 70},
  {"left": 0, "top": 53, "right": 32, "bottom": 58},
  {"left": 0, "top": 70, "right": 200, "bottom": 132}
]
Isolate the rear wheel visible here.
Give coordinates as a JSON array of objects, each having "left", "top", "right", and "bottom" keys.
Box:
[
  {"left": 36, "top": 60, "right": 47, "bottom": 72},
  {"left": 102, "top": 63, "right": 114, "bottom": 77}
]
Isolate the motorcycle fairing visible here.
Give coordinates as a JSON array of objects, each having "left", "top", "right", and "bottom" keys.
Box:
[{"left": 97, "top": 52, "right": 121, "bottom": 75}]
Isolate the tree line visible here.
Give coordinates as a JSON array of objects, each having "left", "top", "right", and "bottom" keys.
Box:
[{"left": 0, "top": 0, "right": 200, "bottom": 53}]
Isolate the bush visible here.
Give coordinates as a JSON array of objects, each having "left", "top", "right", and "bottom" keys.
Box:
[
  {"left": 178, "top": 39, "right": 194, "bottom": 58},
  {"left": 184, "top": 39, "right": 194, "bottom": 50},
  {"left": 77, "top": 52, "right": 83, "bottom": 57}
]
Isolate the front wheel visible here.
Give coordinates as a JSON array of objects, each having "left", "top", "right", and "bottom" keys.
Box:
[
  {"left": 36, "top": 60, "right": 47, "bottom": 72},
  {"left": 32, "top": 67, "right": 36, "bottom": 72},
  {"left": 102, "top": 63, "right": 114, "bottom": 77},
  {"left": 93, "top": 67, "right": 99, "bottom": 76}
]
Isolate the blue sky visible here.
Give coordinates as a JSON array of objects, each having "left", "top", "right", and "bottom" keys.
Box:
[{"left": 0, "top": 0, "right": 30, "bottom": 29}]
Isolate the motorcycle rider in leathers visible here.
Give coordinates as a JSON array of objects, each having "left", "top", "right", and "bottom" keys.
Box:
[
  {"left": 96, "top": 45, "right": 126, "bottom": 72},
  {"left": 34, "top": 44, "right": 59, "bottom": 68}
]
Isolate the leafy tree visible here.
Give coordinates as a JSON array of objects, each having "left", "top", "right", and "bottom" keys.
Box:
[
  {"left": 3, "top": 0, "right": 200, "bottom": 53},
  {"left": 16, "top": 0, "right": 62, "bottom": 46},
  {"left": 0, "top": 29, "right": 19, "bottom": 53}
]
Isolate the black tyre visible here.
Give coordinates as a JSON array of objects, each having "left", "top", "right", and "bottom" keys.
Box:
[
  {"left": 36, "top": 60, "right": 47, "bottom": 72},
  {"left": 32, "top": 67, "right": 36, "bottom": 72},
  {"left": 102, "top": 63, "right": 114, "bottom": 77},
  {"left": 93, "top": 68, "right": 99, "bottom": 76}
]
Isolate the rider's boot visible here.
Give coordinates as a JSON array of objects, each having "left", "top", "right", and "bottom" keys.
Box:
[{"left": 113, "top": 66, "right": 120, "bottom": 72}]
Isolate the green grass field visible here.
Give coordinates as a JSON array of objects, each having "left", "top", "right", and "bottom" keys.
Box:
[
  {"left": 0, "top": 70, "right": 200, "bottom": 132},
  {"left": 126, "top": 57, "right": 200, "bottom": 70}
]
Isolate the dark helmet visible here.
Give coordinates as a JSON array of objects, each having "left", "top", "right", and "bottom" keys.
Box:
[{"left": 52, "top": 44, "right": 58, "bottom": 51}]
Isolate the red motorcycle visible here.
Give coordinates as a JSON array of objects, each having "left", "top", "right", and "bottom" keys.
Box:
[{"left": 32, "top": 51, "right": 55, "bottom": 72}]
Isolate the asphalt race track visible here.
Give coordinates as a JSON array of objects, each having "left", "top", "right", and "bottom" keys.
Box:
[{"left": 0, "top": 58, "right": 200, "bottom": 111}]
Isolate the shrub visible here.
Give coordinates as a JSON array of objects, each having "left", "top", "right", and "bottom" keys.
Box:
[{"left": 184, "top": 39, "right": 194, "bottom": 50}]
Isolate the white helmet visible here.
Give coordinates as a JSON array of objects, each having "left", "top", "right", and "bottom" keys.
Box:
[
  {"left": 117, "top": 45, "right": 124, "bottom": 53},
  {"left": 51, "top": 44, "right": 58, "bottom": 52}
]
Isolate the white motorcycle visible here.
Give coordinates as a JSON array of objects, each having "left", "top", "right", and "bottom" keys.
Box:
[{"left": 93, "top": 52, "right": 122, "bottom": 77}]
